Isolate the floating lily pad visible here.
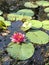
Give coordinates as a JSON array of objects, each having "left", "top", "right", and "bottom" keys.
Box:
[
  {"left": 26, "top": 30, "right": 49, "bottom": 44},
  {"left": 3, "top": 21, "right": 11, "bottom": 26},
  {"left": 36, "top": 1, "right": 49, "bottom": 7},
  {"left": 26, "top": 20, "right": 42, "bottom": 29},
  {"left": 0, "top": 10, "right": 3, "bottom": 15},
  {"left": 7, "top": 13, "right": 32, "bottom": 21},
  {"left": 7, "top": 14, "right": 16, "bottom": 21},
  {"left": 24, "top": 2, "right": 38, "bottom": 8},
  {"left": 0, "top": 16, "right": 4, "bottom": 21},
  {"left": 21, "top": 21, "right": 32, "bottom": 31},
  {"left": 7, "top": 42, "right": 34, "bottom": 60},
  {"left": 18, "top": 43, "right": 34, "bottom": 60},
  {"left": 42, "top": 20, "right": 49, "bottom": 30},
  {"left": 44, "top": 7, "right": 49, "bottom": 13},
  {"left": 0, "top": 21, "right": 6, "bottom": 29},
  {"left": 47, "top": 13, "right": 49, "bottom": 17},
  {"left": 16, "top": 9, "right": 34, "bottom": 16}
]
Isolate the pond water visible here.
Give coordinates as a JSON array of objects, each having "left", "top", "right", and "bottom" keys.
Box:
[{"left": 0, "top": 0, "right": 49, "bottom": 65}]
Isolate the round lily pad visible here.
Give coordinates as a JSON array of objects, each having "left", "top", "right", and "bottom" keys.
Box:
[
  {"left": 44, "top": 7, "right": 49, "bottom": 13},
  {"left": 28, "top": 20, "right": 42, "bottom": 29},
  {"left": 16, "top": 9, "right": 34, "bottom": 16},
  {"left": 7, "top": 42, "right": 34, "bottom": 60},
  {"left": 0, "top": 16, "right": 4, "bottom": 21},
  {"left": 0, "top": 10, "right": 3, "bottom": 15},
  {"left": 36, "top": 1, "right": 49, "bottom": 7},
  {"left": 19, "top": 43, "right": 34, "bottom": 60},
  {"left": 42, "top": 20, "right": 49, "bottom": 30},
  {"left": 26, "top": 30, "right": 49, "bottom": 44},
  {"left": 24, "top": 2, "right": 38, "bottom": 8}
]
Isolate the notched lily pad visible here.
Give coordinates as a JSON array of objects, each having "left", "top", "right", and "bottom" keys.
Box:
[
  {"left": 26, "top": 30, "right": 49, "bottom": 44},
  {"left": 7, "top": 42, "right": 34, "bottom": 60},
  {"left": 16, "top": 9, "right": 34, "bottom": 16}
]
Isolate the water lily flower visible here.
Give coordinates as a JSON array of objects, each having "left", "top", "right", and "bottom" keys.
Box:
[{"left": 10, "top": 32, "right": 26, "bottom": 43}]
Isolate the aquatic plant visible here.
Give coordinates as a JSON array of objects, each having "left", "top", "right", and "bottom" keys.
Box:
[
  {"left": 36, "top": 1, "right": 49, "bottom": 7},
  {"left": 26, "top": 30, "right": 49, "bottom": 44},
  {"left": 44, "top": 7, "right": 49, "bottom": 13},
  {"left": 24, "top": 2, "right": 38, "bottom": 8},
  {"left": 10, "top": 32, "right": 26, "bottom": 43},
  {"left": 42, "top": 20, "right": 49, "bottom": 30},
  {"left": 7, "top": 13, "right": 32, "bottom": 22},
  {"left": 16, "top": 9, "right": 34, "bottom": 16},
  {"left": 0, "top": 10, "right": 3, "bottom": 15},
  {"left": 0, "top": 16, "right": 11, "bottom": 29}
]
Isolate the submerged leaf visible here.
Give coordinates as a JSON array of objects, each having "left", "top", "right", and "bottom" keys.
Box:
[{"left": 26, "top": 30, "right": 49, "bottom": 44}]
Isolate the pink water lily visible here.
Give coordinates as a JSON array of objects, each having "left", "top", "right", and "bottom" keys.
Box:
[{"left": 10, "top": 32, "right": 26, "bottom": 43}]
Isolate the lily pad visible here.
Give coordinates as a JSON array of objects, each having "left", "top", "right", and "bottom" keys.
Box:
[
  {"left": 44, "top": 7, "right": 49, "bottom": 13},
  {"left": 0, "top": 10, "right": 3, "bottom": 15},
  {"left": 42, "top": 20, "right": 49, "bottom": 30},
  {"left": 7, "top": 42, "right": 34, "bottom": 60},
  {"left": 36, "top": 1, "right": 49, "bottom": 7},
  {"left": 24, "top": 2, "right": 38, "bottom": 8},
  {"left": 0, "top": 16, "right": 4, "bottom": 21},
  {"left": 18, "top": 43, "right": 34, "bottom": 60},
  {"left": 7, "top": 14, "right": 16, "bottom": 21},
  {"left": 26, "top": 30, "right": 49, "bottom": 44},
  {"left": 21, "top": 21, "right": 32, "bottom": 31},
  {"left": 3, "top": 21, "right": 11, "bottom": 26},
  {"left": 0, "top": 21, "right": 6, "bottom": 29},
  {"left": 16, "top": 9, "right": 34, "bottom": 16},
  {"left": 47, "top": 13, "right": 49, "bottom": 17},
  {"left": 26, "top": 20, "right": 42, "bottom": 29}
]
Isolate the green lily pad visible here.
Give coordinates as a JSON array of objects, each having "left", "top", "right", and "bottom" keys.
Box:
[
  {"left": 24, "top": 2, "right": 38, "bottom": 8},
  {"left": 7, "top": 14, "right": 16, "bottom": 21},
  {"left": 0, "top": 10, "right": 3, "bottom": 15},
  {"left": 26, "top": 30, "right": 49, "bottom": 44},
  {"left": 21, "top": 21, "right": 32, "bottom": 31},
  {"left": 7, "top": 13, "right": 32, "bottom": 21},
  {"left": 26, "top": 20, "right": 42, "bottom": 29},
  {"left": 18, "top": 43, "right": 34, "bottom": 60},
  {"left": 7, "top": 42, "right": 21, "bottom": 59},
  {"left": 16, "top": 9, "right": 34, "bottom": 16},
  {"left": 0, "top": 16, "right": 4, "bottom": 21},
  {"left": 44, "top": 7, "right": 49, "bottom": 13},
  {"left": 42, "top": 20, "right": 49, "bottom": 30},
  {"left": 7, "top": 42, "right": 34, "bottom": 60},
  {"left": 3, "top": 21, "right": 11, "bottom": 26},
  {"left": 47, "top": 13, "right": 49, "bottom": 17},
  {"left": 36, "top": 1, "right": 49, "bottom": 7},
  {"left": 0, "top": 21, "right": 6, "bottom": 29}
]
